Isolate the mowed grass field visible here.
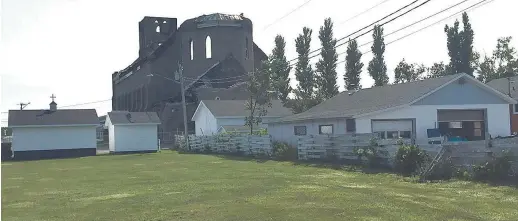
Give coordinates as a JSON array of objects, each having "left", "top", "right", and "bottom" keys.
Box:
[{"left": 2, "top": 151, "right": 518, "bottom": 221}]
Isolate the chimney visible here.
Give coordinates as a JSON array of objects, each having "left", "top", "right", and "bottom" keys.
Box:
[{"left": 49, "top": 101, "right": 57, "bottom": 111}]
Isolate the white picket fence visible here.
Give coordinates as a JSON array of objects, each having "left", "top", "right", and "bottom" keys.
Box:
[{"left": 182, "top": 134, "right": 273, "bottom": 156}]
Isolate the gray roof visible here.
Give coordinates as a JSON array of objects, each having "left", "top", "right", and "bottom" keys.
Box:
[
  {"left": 8, "top": 109, "right": 99, "bottom": 127},
  {"left": 200, "top": 100, "right": 292, "bottom": 118},
  {"left": 196, "top": 84, "right": 251, "bottom": 100},
  {"left": 272, "top": 74, "right": 467, "bottom": 123},
  {"left": 107, "top": 111, "right": 161, "bottom": 125},
  {"left": 487, "top": 76, "right": 518, "bottom": 99}
]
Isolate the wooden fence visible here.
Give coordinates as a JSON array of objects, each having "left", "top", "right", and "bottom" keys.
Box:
[
  {"left": 296, "top": 134, "right": 421, "bottom": 161},
  {"left": 181, "top": 134, "right": 273, "bottom": 156},
  {"left": 296, "top": 134, "right": 518, "bottom": 170}
]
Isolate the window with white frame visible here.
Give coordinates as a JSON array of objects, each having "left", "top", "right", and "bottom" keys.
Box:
[
  {"left": 319, "top": 125, "right": 333, "bottom": 135},
  {"left": 294, "top": 126, "right": 307, "bottom": 135},
  {"left": 514, "top": 104, "right": 518, "bottom": 114}
]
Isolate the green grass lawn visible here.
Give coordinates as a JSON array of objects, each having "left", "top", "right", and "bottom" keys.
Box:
[{"left": 2, "top": 151, "right": 517, "bottom": 221}]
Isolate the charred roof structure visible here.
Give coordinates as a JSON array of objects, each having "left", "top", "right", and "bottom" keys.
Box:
[{"left": 111, "top": 13, "right": 268, "bottom": 134}]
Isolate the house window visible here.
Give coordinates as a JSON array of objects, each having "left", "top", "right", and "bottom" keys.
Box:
[
  {"left": 294, "top": 126, "right": 307, "bottom": 136},
  {"left": 319, "top": 125, "right": 333, "bottom": 135},
  {"left": 205, "top": 36, "right": 212, "bottom": 59},
  {"left": 514, "top": 104, "right": 518, "bottom": 114},
  {"left": 346, "top": 119, "right": 356, "bottom": 132},
  {"left": 375, "top": 131, "right": 412, "bottom": 139}
]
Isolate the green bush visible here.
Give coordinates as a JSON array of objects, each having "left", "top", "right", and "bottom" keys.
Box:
[
  {"left": 272, "top": 141, "right": 297, "bottom": 161},
  {"left": 353, "top": 138, "right": 388, "bottom": 168},
  {"left": 394, "top": 144, "right": 428, "bottom": 176},
  {"left": 473, "top": 151, "right": 516, "bottom": 182}
]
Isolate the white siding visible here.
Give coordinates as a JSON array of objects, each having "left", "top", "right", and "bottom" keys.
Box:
[
  {"left": 356, "top": 104, "right": 511, "bottom": 144},
  {"left": 12, "top": 126, "right": 97, "bottom": 151},
  {"left": 268, "top": 118, "right": 348, "bottom": 146},
  {"left": 108, "top": 124, "right": 115, "bottom": 152},
  {"left": 113, "top": 124, "right": 158, "bottom": 152},
  {"left": 217, "top": 117, "right": 279, "bottom": 129},
  {"left": 193, "top": 105, "right": 218, "bottom": 136}
]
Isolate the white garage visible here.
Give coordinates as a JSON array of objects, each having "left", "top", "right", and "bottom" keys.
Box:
[
  {"left": 268, "top": 73, "right": 517, "bottom": 145},
  {"left": 105, "top": 111, "right": 161, "bottom": 154}
]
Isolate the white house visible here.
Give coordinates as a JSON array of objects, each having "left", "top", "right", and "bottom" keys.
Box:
[
  {"left": 8, "top": 99, "right": 99, "bottom": 160},
  {"left": 268, "top": 73, "right": 517, "bottom": 146},
  {"left": 105, "top": 111, "right": 161, "bottom": 153},
  {"left": 192, "top": 100, "right": 292, "bottom": 136}
]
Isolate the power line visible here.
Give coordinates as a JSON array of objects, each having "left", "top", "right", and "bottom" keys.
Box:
[
  {"left": 336, "top": 0, "right": 494, "bottom": 65},
  {"left": 262, "top": 0, "right": 315, "bottom": 30},
  {"left": 288, "top": 0, "right": 423, "bottom": 64},
  {"left": 337, "top": 0, "right": 472, "bottom": 57},
  {"left": 290, "top": 0, "right": 434, "bottom": 67},
  {"left": 338, "top": 0, "right": 394, "bottom": 25}
]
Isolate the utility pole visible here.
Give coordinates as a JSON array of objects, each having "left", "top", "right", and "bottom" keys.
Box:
[
  {"left": 17, "top": 102, "right": 30, "bottom": 110},
  {"left": 175, "top": 62, "right": 190, "bottom": 150}
]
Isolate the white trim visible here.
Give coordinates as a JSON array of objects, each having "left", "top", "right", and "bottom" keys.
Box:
[
  {"left": 191, "top": 101, "right": 206, "bottom": 121},
  {"left": 9, "top": 124, "right": 98, "bottom": 128}
]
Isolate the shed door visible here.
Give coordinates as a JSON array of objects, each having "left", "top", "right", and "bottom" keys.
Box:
[{"left": 372, "top": 120, "right": 413, "bottom": 139}]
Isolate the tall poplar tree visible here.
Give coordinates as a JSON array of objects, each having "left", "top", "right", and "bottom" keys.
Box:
[
  {"left": 269, "top": 35, "right": 292, "bottom": 104},
  {"left": 293, "top": 27, "right": 317, "bottom": 113},
  {"left": 344, "top": 39, "right": 363, "bottom": 90},
  {"left": 315, "top": 18, "right": 339, "bottom": 100},
  {"left": 368, "top": 25, "right": 389, "bottom": 86}
]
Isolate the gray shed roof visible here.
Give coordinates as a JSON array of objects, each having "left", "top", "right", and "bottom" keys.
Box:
[
  {"left": 107, "top": 111, "right": 161, "bottom": 125},
  {"left": 487, "top": 76, "right": 518, "bottom": 99},
  {"left": 199, "top": 100, "right": 292, "bottom": 118},
  {"left": 272, "top": 73, "right": 473, "bottom": 123},
  {"left": 8, "top": 109, "right": 99, "bottom": 127}
]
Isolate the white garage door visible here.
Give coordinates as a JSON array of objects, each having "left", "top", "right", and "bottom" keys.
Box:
[{"left": 372, "top": 120, "right": 413, "bottom": 139}]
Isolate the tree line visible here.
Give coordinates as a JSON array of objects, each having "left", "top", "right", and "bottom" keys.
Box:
[{"left": 245, "top": 12, "right": 518, "bottom": 131}]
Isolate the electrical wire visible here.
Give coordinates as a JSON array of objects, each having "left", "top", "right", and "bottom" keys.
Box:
[
  {"left": 262, "top": 0, "right": 315, "bottom": 30},
  {"left": 288, "top": 0, "right": 424, "bottom": 64},
  {"left": 336, "top": 0, "right": 472, "bottom": 57},
  {"left": 338, "top": 0, "right": 394, "bottom": 25},
  {"left": 335, "top": 0, "right": 494, "bottom": 65}
]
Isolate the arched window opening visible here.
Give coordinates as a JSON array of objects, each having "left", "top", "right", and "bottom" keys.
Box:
[
  {"left": 190, "top": 39, "right": 194, "bottom": 60},
  {"left": 205, "top": 36, "right": 212, "bottom": 59},
  {"left": 245, "top": 37, "right": 249, "bottom": 59}
]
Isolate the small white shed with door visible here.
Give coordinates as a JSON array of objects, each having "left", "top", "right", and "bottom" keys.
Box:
[{"left": 105, "top": 111, "right": 161, "bottom": 153}]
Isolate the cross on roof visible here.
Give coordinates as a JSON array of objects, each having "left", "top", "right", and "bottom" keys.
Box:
[{"left": 50, "top": 94, "right": 56, "bottom": 102}]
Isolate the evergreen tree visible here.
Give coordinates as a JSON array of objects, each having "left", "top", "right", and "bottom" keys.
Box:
[
  {"left": 293, "top": 27, "right": 316, "bottom": 113},
  {"left": 394, "top": 58, "right": 425, "bottom": 84},
  {"left": 444, "top": 12, "right": 477, "bottom": 76},
  {"left": 344, "top": 39, "right": 363, "bottom": 90},
  {"left": 368, "top": 25, "right": 389, "bottom": 86},
  {"left": 315, "top": 18, "right": 339, "bottom": 100},
  {"left": 269, "top": 35, "right": 292, "bottom": 104}
]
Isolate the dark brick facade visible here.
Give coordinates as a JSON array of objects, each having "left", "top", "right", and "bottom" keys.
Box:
[{"left": 111, "top": 13, "right": 267, "bottom": 133}]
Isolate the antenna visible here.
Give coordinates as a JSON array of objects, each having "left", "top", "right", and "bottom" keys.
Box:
[{"left": 17, "top": 102, "right": 30, "bottom": 110}]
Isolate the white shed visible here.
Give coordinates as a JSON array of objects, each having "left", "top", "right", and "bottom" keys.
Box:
[
  {"left": 191, "top": 100, "right": 292, "bottom": 136},
  {"left": 8, "top": 100, "right": 99, "bottom": 160},
  {"left": 105, "top": 111, "right": 161, "bottom": 153}
]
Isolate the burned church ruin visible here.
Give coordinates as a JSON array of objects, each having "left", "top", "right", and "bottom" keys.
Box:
[{"left": 111, "top": 13, "right": 268, "bottom": 135}]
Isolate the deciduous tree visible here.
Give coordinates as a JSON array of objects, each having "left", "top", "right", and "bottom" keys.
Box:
[{"left": 368, "top": 25, "right": 389, "bottom": 86}]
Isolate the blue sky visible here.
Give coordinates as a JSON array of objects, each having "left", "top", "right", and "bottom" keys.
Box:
[{"left": 1, "top": 0, "right": 517, "bottom": 126}]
